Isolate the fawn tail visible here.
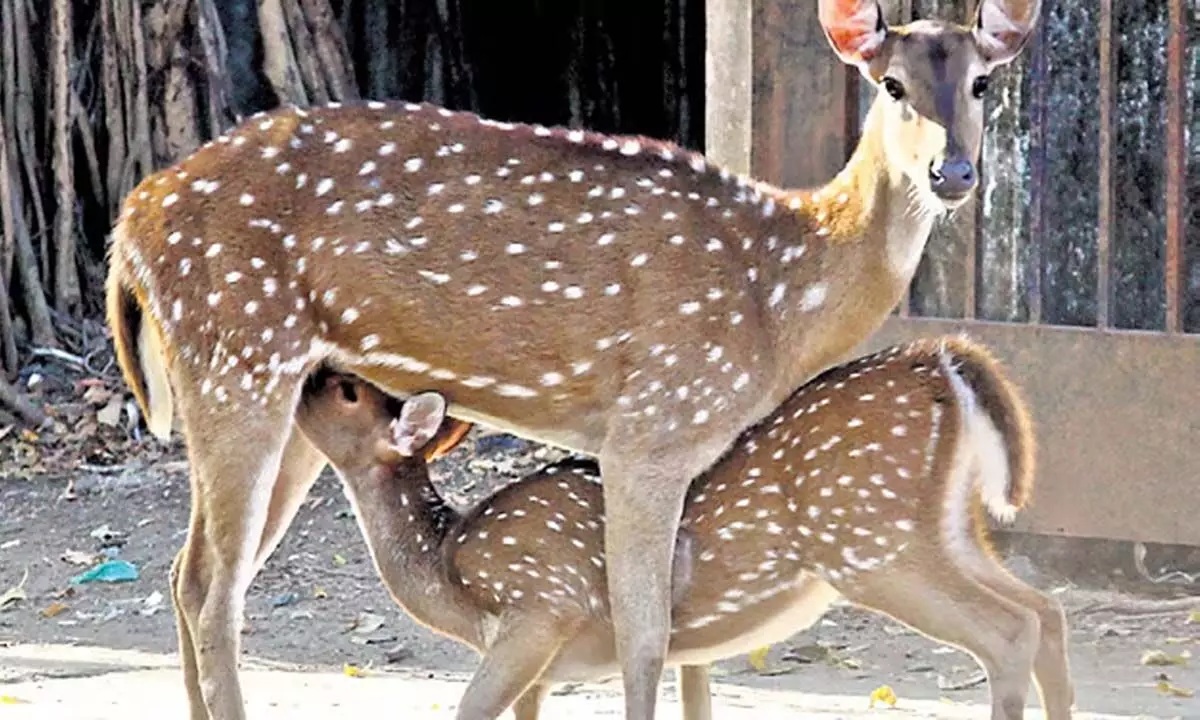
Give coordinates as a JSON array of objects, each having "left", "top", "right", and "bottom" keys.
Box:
[
  {"left": 106, "top": 225, "right": 175, "bottom": 440},
  {"left": 935, "top": 335, "right": 1036, "bottom": 523}
]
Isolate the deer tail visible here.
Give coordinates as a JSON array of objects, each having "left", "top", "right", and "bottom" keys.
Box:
[
  {"left": 935, "top": 335, "right": 1035, "bottom": 523},
  {"left": 106, "top": 224, "right": 175, "bottom": 440}
]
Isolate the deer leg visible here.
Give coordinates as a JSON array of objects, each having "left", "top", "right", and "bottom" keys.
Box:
[
  {"left": 600, "top": 443, "right": 715, "bottom": 720},
  {"left": 171, "top": 384, "right": 304, "bottom": 720},
  {"left": 169, "top": 548, "right": 206, "bottom": 720},
  {"left": 251, "top": 425, "right": 329, "bottom": 573},
  {"left": 455, "top": 616, "right": 570, "bottom": 720},
  {"left": 170, "top": 423, "right": 324, "bottom": 720},
  {"left": 511, "top": 682, "right": 550, "bottom": 720},
  {"left": 678, "top": 665, "right": 713, "bottom": 720},
  {"left": 963, "top": 547, "right": 1075, "bottom": 719},
  {"left": 842, "top": 555, "right": 1040, "bottom": 720}
]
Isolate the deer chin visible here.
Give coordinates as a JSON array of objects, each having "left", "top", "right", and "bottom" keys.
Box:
[
  {"left": 903, "top": 179, "right": 951, "bottom": 222},
  {"left": 935, "top": 191, "right": 974, "bottom": 211}
]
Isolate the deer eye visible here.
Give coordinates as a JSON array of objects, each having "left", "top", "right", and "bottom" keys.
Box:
[
  {"left": 971, "top": 75, "right": 990, "bottom": 99},
  {"left": 881, "top": 77, "right": 906, "bottom": 101}
]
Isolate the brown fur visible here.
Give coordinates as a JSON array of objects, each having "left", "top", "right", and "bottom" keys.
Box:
[
  {"left": 293, "top": 331, "right": 1072, "bottom": 720},
  {"left": 103, "top": 2, "right": 1043, "bottom": 718}
]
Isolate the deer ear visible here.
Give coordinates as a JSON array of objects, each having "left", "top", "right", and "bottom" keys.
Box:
[
  {"left": 391, "top": 392, "right": 447, "bottom": 457},
  {"left": 818, "top": 0, "right": 888, "bottom": 69},
  {"left": 424, "top": 418, "right": 474, "bottom": 462},
  {"left": 973, "top": 0, "right": 1041, "bottom": 68}
]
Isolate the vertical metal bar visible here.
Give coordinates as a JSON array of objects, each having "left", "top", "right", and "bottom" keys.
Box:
[
  {"left": 1164, "top": 0, "right": 1186, "bottom": 333},
  {"left": 1096, "top": 0, "right": 1114, "bottom": 329},
  {"left": 896, "top": 0, "right": 914, "bottom": 319},
  {"left": 704, "top": 0, "right": 753, "bottom": 175},
  {"left": 1026, "top": 22, "right": 1047, "bottom": 324},
  {"left": 965, "top": 197, "right": 980, "bottom": 320},
  {"left": 963, "top": 0, "right": 982, "bottom": 321}
]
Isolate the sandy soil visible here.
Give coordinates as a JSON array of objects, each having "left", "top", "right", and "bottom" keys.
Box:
[{"left": 1, "top": 432, "right": 1197, "bottom": 718}]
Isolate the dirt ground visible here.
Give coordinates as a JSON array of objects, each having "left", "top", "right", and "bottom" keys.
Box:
[{"left": 1, "top": 420, "right": 1198, "bottom": 718}]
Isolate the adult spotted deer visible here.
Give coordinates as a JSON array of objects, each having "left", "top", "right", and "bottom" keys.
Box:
[
  {"left": 104, "top": 0, "right": 1041, "bottom": 717},
  {"left": 294, "top": 335, "right": 1073, "bottom": 720}
]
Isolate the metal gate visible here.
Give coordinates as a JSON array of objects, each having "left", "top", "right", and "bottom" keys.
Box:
[{"left": 704, "top": 0, "right": 1199, "bottom": 546}]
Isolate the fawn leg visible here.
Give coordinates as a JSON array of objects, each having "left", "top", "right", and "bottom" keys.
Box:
[
  {"left": 678, "top": 665, "right": 713, "bottom": 720},
  {"left": 455, "top": 616, "right": 571, "bottom": 720},
  {"left": 600, "top": 447, "right": 705, "bottom": 720},
  {"left": 171, "top": 381, "right": 304, "bottom": 720},
  {"left": 843, "top": 555, "right": 1041, "bottom": 720},
  {"left": 511, "top": 683, "right": 550, "bottom": 720},
  {"left": 963, "top": 542, "right": 1075, "bottom": 719}
]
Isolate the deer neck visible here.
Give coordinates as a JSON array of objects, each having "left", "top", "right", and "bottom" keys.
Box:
[
  {"left": 756, "top": 95, "right": 941, "bottom": 388},
  {"left": 340, "top": 461, "right": 482, "bottom": 642}
]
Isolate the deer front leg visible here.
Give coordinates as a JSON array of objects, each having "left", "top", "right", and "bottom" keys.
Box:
[
  {"left": 455, "top": 616, "right": 572, "bottom": 720},
  {"left": 171, "top": 380, "right": 306, "bottom": 720},
  {"left": 678, "top": 665, "right": 713, "bottom": 720},
  {"left": 252, "top": 425, "right": 329, "bottom": 574},
  {"left": 600, "top": 437, "right": 725, "bottom": 720}
]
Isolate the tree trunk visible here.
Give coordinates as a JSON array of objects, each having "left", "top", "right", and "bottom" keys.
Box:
[
  {"left": 260, "top": 0, "right": 309, "bottom": 106},
  {"left": 52, "top": 0, "right": 81, "bottom": 316}
]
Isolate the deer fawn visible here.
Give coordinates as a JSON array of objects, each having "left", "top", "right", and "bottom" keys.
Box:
[
  {"left": 104, "top": 0, "right": 1041, "bottom": 716},
  {"left": 294, "top": 335, "right": 1072, "bottom": 720}
]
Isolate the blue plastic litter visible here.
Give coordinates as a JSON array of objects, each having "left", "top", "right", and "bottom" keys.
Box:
[{"left": 69, "top": 559, "right": 140, "bottom": 584}]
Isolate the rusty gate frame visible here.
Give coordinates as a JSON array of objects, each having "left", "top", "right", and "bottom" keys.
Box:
[{"left": 704, "top": 0, "right": 1198, "bottom": 547}]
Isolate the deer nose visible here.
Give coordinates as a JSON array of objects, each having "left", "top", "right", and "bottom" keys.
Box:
[{"left": 928, "top": 157, "right": 977, "bottom": 201}]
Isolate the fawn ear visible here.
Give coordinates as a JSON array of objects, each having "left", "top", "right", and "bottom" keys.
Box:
[
  {"left": 423, "top": 418, "right": 474, "bottom": 462},
  {"left": 973, "top": 0, "right": 1041, "bottom": 69},
  {"left": 818, "top": 0, "right": 888, "bottom": 69},
  {"left": 392, "top": 392, "right": 447, "bottom": 457}
]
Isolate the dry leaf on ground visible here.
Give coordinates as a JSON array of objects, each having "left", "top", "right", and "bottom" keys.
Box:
[
  {"left": 868, "top": 684, "right": 898, "bottom": 708},
  {"left": 1141, "top": 649, "right": 1189, "bottom": 667},
  {"left": 1155, "top": 680, "right": 1194, "bottom": 698},
  {"left": 0, "top": 570, "right": 29, "bottom": 610},
  {"left": 747, "top": 646, "right": 771, "bottom": 672}
]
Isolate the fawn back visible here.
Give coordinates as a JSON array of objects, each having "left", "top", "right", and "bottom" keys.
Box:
[{"left": 291, "top": 335, "right": 1069, "bottom": 720}]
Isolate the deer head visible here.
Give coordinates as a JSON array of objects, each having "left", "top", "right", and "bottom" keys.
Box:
[
  {"left": 819, "top": 0, "right": 1041, "bottom": 208},
  {"left": 296, "top": 373, "right": 469, "bottom": 473}
]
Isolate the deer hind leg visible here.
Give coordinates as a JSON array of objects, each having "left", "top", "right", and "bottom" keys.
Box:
[
  {"left": 511, "top": 682, "right": 550, "bottom": 720},
  {"left": 455, "top": 614, "right": 574, "bottom": 720},
  {"left": 678, "top": 665, "right": 713, "bottom": 720},
  {"left": 962, "top": 540, "right": 1075, "bottom": 719},
  {"left": 841, "top": 552, "right": 1041, "bottom": 720},
  {"left": 170, "top": 375, "right": 308, "bottom": 720},
  {"left": 599, "top": 435, "right": 728, "bottom": 720},
  {"left": 169, "top": 547, "right": 207, "bottom": 720}
]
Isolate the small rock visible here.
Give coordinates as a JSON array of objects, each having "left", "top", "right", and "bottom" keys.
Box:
[
  {"left": 383, "top": 644, "right": 413, "bottom": 664},
  {"left": 937, "top": 671, "right": 988, "bottom": 691},
  {"left": 270, "top": 592, "right": 299, "bottom": 608},
  {"left": 350, "top": 631, "right": 396, "bottom": 646},
  {"left": 96, "top": 397, "right": 123, "bottom": 427}
]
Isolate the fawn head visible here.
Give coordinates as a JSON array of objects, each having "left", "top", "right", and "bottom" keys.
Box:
[
  {"left": 819, "top": 0, "right": 1040, "bottom": 208},
  {"left": 297, "top": 372, "right": 470, "bottom": 474}
]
